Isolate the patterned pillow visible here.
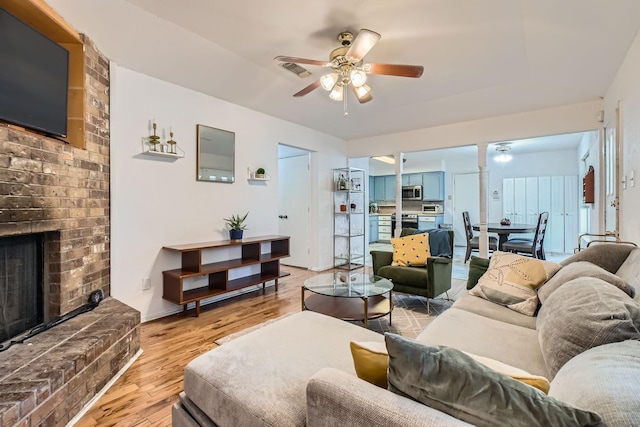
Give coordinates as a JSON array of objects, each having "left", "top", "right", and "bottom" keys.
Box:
[
  {"left": 390, "top": 233, "right": 430, "bottom": 267},
  {"left": 469, "top": 251, "right": 561, "bottom": 316}
]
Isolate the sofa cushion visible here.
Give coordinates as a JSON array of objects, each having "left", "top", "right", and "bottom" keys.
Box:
[
  {"left": 350, "top": 341, "right": 388, "bottom": 388},
  {"left": 184, "top": 311, "right": 383, "bottom": 427},
  {"left": 452, "top": 293, "right": 536, "bottom": 329},
  {"left": 469, "top": 251, "right": 561, "bottom": 316},
  {"left": 549, "top": 340, "right": 640, "bottom": 427},
  {"left": 377, "top": 265, "right": 427, "bottom": 288},
  {"left": 416, "top": 306, "right": 549, "bottom": 377},
  {"left": 466, "top": 256, "right": 490, "bottom": 290},
  {"left": 391, "top": 233, "right": 430, "bottom": 266},
  {"left": 351, "top": 336, "right": 550, "bottom": 393},
  {"left": 538, "top": 261, "right": 635, "bottom": 304},
  {"left": 385, "top": 334, "right": 601, "bottom": 427},
  {"left": 537, "top": 277, "right": 640, "bottom": 378},
  {"left": 615, "top": 247, "right": 640, "bottom": 304},
  {"left": 560, "top": 243, "right": 637, "bottom": 273}
]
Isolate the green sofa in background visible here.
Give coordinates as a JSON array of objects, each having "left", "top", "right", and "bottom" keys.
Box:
[{"left": 370, "top": 228, "right": 454, "bottom": 311}]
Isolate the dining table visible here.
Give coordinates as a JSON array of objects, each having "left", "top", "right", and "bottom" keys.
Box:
[{"left": 472, "top": 222, "right": 537, "bottom": 251}]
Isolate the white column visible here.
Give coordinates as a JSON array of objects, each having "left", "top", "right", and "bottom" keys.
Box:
[
  {"left": 477, "top": 143, "right": 490, "bottom": 257},
  {"left": 394, "top": 152, "right": 404, "bottom": 237}
]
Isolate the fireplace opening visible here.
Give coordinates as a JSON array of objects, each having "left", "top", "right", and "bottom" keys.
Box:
[{"left": 0, "top": 233, "right": 45, "bottom": 343}]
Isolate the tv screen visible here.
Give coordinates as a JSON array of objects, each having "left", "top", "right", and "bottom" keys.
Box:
[{"left": 0, "top": 8, "right": 69, "bottom": 137}]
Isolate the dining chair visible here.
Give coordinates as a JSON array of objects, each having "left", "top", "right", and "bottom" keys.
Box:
[
  {"left": 502, "top": 211, "right": 549, "bottom": 259},
  {"left": 463, "top": 211, "right": 498, "bottom": 263}
]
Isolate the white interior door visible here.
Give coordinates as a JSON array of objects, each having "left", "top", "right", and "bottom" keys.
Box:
[
  {"left": 604, "top": 121, "right": 618, "bottom": 235},
  {"left": 453, "top": 172, "right": 480, "bottom": 247},
  {"left": 502, "top": 178, "right": 514, "bottom": 221},
  {"left": 525, "top": 177, "right": 539, "bottom": 224},
  {"left": 278, "top": 153, "right": 310, "bottom": 268},
  {"left": 548, "top": 176, "right": 566, "bottom": 253},
  {"left": 564, "top": 175, "right": 579, "bottom": 252}
]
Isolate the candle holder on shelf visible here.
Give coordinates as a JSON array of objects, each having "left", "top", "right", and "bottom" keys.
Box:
[
  {"left": 148, "top": 122, "right": 161, "bottom": 151},
  {"left": 166, "top": 130, "right": 177, "bottom": 154}
]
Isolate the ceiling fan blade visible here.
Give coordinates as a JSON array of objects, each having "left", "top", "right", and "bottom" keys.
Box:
[
  {"left": 274, "top": 56, "right": 330, "bottom": 67},
  {"left": 365, "top": 63, "right": 424, "bottom": 78},
  {"left": 350, "top": 83, "right": 373, "bottom": 104},
  {"left": 293, "top": 80, "right": 321, "bottom": 97},
  {"left": 346, "top": 29, "right": 381, "bottom": 62}
]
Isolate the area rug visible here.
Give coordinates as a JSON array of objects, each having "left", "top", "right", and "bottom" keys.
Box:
[{"left": 215, "top": 286, "right": 460, "bottom": 345}]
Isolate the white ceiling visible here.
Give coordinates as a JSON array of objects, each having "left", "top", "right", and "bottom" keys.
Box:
[{"left": 49, "top": 0, "right": 640, "bottom": 141}]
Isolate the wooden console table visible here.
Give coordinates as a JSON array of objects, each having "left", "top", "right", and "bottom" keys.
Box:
[{"left": 162, "top": 235, "right": 290, "bottom": 316}]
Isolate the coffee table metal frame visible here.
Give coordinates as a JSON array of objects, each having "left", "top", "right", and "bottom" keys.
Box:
[{"left": 301, "top": 272, "right": 393, "bottom": 328}]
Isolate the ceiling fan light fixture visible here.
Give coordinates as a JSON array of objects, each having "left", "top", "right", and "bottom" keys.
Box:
[
  {"left": 354, "top": 84, "right": 371, "bottom": 99},
  {"left": 329, "top": 83, "right": 344, "bottom": 101},
  {"left": 350, "top": 69, "right": 367, "bottom": 87},
  {"left": 494, "top": 144, "right": 513, "bottom": 163},
  {"left": 320, "top": 73, "right": 338, "bottom": 91}
]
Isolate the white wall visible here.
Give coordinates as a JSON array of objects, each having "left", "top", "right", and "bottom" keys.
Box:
[
  {"left": 603, "top": 28, "right": 640, "bottom": 244},
  {"left": 110, "top": 65, "right": 346, "bottom": 321}
]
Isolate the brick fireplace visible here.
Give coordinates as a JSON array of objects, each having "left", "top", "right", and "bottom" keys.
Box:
[{"left": 0, "top": 37, "right": 140, "bottom": 426}]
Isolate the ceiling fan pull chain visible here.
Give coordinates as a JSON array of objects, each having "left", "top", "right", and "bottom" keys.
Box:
[{"left": 343, "top": 89, "right": 349, "bottom": 117}]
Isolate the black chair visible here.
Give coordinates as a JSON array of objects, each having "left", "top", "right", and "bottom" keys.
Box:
[
  {"left": 463, "top": 211, "right": 498, "bottom": 263},
  {"left": 502, "top": 212, "right": 549, "bottom": 259}
]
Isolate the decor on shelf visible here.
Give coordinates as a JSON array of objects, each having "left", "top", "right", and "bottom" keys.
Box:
[
  {"left": 166, "top": 129, "right": 177, "bottom": 154},
  {"left": 500, "top": 218, "right": 511, "bottom": 226},
  {"left": 274, "top": 29, "right": 423, "bottom": 117},
  {"left": 494, "top": 143, "right": 513, "bottom": 163},
  {"left": 223, "top": 212, "right": 249, "bottom": 240},
  {"left": 148, "top": 121, "right": 161, "bottom": 151},
  {"left": 255, "top": 168, "right": 266, "bottom": 179}
]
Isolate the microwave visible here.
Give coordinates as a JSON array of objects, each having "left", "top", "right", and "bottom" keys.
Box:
[
  {"left": 422, "top": 203, "right": 443, "bottom": 213},
  {"left": 401, "top": 185, "right": 422, "bottom": 200}
]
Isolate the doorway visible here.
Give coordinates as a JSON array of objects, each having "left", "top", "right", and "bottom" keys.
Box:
[
  {"left": 278, "top": 144, "right": 311, "bottom": 268},
  {"left": 453, "top": 172, "right": 480, "bottom": 247}
]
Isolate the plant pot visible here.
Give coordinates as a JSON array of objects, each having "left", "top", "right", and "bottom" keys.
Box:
[
  {"left": 255, "top": 174, "right": 265, "bottom": 179},
  {"left": 229, "top": 229, "right": 244, "bottom": 240}
]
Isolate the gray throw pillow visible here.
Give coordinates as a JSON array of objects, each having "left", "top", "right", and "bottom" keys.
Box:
[
  {"left": 549, "top": 340, "right": 640, "bottom": 427},
  {"left": 537, "top": 277, "right": 640, "bottom": 378},
  {"left": 538, "top": 261, "right": 635, "bottom": 304},
  {"left": 384, "top": 333, "right": 601, "bottom": 427}
]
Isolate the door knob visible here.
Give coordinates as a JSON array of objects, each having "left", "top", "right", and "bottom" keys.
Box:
[
  {"left": 610, "top": 200, "right": 618, "bottom": 208},
  {"left": 278, "top": 215, "right": 288, "bottom": 219}
]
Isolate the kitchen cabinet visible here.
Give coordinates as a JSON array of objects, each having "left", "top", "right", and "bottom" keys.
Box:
[
  {"left": 418, "top": 215, "right": 443, "bottom": 230},
  {"left": 373, "top": 175, "right": 397, "bottom": 201},
  {"left": 333, "top": 167, "right": 366, "bottom": 270},
  {"left": 369, "top": 216, "right": 379, "bottom": 243},
  {"left": 422, "top": 171, "right": 445, "bottom": 200},
  {"left": 377, "top": 215, "right": 392, "bottom": 242},
  {"left": 401, "top": 173, "right": 423, "bottom": 186}
]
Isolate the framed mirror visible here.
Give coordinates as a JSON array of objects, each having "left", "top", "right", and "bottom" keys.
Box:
[{"left": 196, "top": 124, "right": 235, "bottom": 183}]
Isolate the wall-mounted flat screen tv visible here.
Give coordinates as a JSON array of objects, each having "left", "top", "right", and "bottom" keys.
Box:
[{"left": 0, "top": 8, "right": 69, "bottom": 138}]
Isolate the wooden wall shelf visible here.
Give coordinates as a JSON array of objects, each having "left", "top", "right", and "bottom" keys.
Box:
[{"left": 162, "top": 235, "right": 290, "bottom": 316}]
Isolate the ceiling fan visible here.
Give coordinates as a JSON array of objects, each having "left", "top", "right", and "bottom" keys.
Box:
[{"left": 274, "top": 29, "right": 423, "bottom": 114}]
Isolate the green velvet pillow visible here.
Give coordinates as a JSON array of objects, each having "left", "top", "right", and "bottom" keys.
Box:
[
  {"left": 467, "top": 256, "right": 490, "bottom": 289},
  {"left": 384, "top": 333, "right": 601, "bottom": 427}
]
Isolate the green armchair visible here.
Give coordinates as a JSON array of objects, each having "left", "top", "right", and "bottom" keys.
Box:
[{"left": 370, "top": 228, "right": 454, "bottom": 312}]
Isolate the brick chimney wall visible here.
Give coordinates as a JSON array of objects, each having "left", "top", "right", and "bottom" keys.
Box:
[{"left": 0, "top": 36, "right": 110, "bottom": 318}]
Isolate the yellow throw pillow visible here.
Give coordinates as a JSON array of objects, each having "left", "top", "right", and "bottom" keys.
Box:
[
  {"left": 390, "top": 233, "right": 431, "bottom": 267},
  {"left": 351, "top": 339, "right": 550, "bottom": 393},
  {"left": 350, "top": 341, "right": 388, "bottom": 388},
  {"left": 462, "top": 351, "right": 551, "bottom": 394},
  {"left": 469, "top": 251, "right": 561, "bottom": 316}
]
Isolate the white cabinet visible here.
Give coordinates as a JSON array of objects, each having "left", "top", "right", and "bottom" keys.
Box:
[
  {"left": 377, "top": 215, "right": 392, "bottom": 242},
  {"left": 502, "top": 175, "right": 578, "bottom": 254},
  {"left": 334, "top": 167, "right": 366, "bottom": 270}
]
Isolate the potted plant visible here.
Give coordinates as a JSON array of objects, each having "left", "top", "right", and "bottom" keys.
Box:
[
  {"left": 223, "top": 212, "right": 249, "bottom": 240},
  {"left": 500, "top": 217, "right": 511, "bottom": 226},
  {"left": 255, "top": 168, "right": 266, "bottom": 179}
]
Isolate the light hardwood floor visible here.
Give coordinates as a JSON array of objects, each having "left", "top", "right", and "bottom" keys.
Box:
[{"left": 75, "top": 266, "right": 324, "bottom": 426}]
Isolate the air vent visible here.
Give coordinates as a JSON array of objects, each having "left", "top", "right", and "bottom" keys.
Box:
[{"left": 280, "top": 62, "right": 311, "bottom": 78}]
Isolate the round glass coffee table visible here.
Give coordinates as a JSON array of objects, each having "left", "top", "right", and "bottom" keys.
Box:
[{"left": 301, "top": 272, "right": 393, "bottom": 328}]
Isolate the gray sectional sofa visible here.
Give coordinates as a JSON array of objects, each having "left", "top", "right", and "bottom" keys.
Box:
[{"left": 172, "top": 243, "right": 640, "bottom": 427}]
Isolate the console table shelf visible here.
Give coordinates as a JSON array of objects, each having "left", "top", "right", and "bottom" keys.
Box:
[{"left": 162, "top": 235, "right": 290, "bottom": 316}]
